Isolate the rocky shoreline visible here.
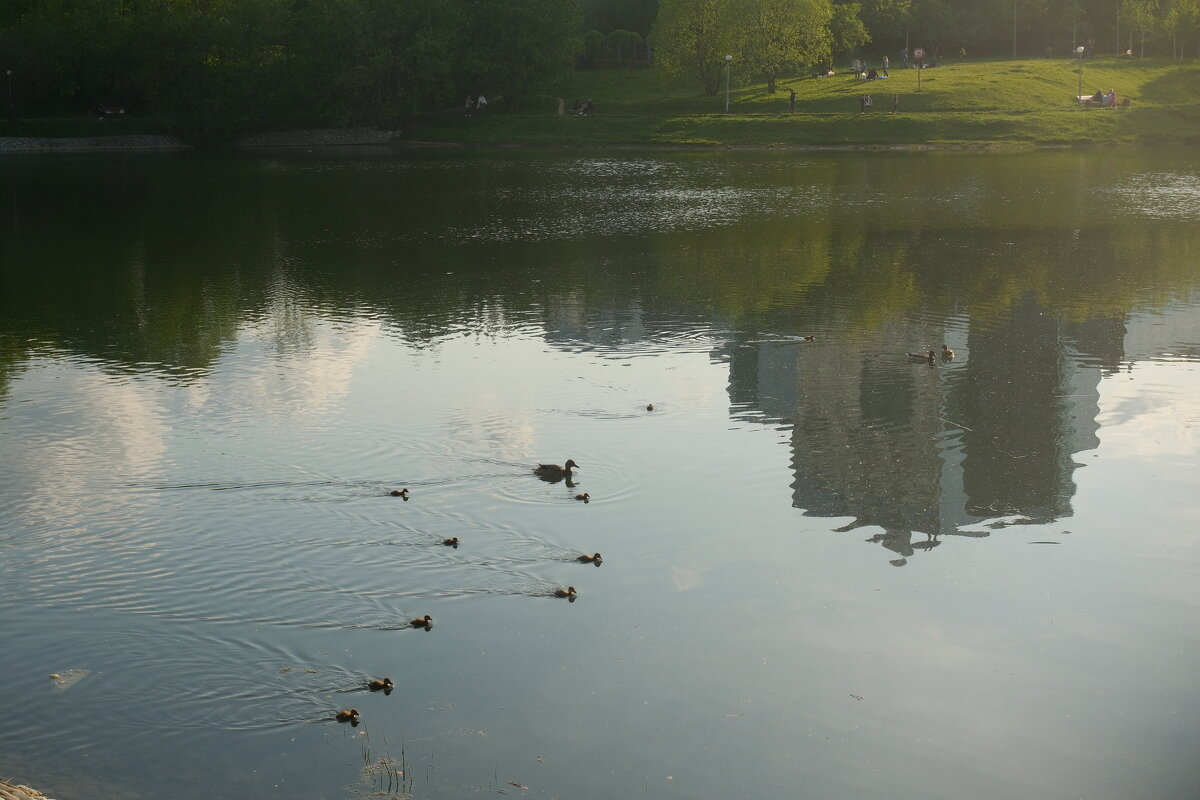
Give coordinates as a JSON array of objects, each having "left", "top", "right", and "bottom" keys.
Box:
[
  {"left": 0, "top": 127, "right": 402, "bottom": 153},
  {"left": 0, "top": 779, "right": 57, "bottom": 800}
]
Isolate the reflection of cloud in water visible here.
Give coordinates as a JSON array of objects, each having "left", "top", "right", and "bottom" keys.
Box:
[
  {"left": 226, "top": 315, "right": 380, "bottom": 417},
  {"left": 1097, "top": 362, "right": 1200, "bottom": 459},
  {"left": 4, "top": 361, "right": 168, "bottom": 528},
  {"left": 671, "top": 562, "right": 704, "bottom": 592}
]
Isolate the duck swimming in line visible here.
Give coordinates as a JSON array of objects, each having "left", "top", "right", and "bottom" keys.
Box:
[
  {"left": 554, "top": 586, "right": 578, "bottom": 598},
  {"left": 442, "top": 537, "right": 459, "bottom": 547},
  {"left": 574, "top": 492, "right": 590, "bottom": 502},
  {"left": 410, "top": 614, "right": 433, "bottom": 628},
  {"left": 390, "top": 488, "right": 409, "bottom": 498},
  {"left": 335, "top": 709, "right": 360, "bottom": 723},
  {"left": 534, "top": 460, "right": 578, "bottom": 481},
  {"left": 646, "top": 403, "right": 654, "bottom": 411},
  {"left": 907, "top": 350, "right": 936, "bottom": 361},
  {"left": 577, "top": 553, "right": 602, "bottom": 564},
  {"left": 940, "top": 344, "right": 956, "bottom": 360},
  {"left": 368, "top": 678, "right": 393, "bottom": 692},
  {"left": 802, "top": 335, "right": 815, "bottom": 341}
]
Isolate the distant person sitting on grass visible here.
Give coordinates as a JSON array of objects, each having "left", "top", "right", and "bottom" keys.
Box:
[
  {"left": 578, "top": 99, "right": 595, "bottom": 116},
  {"left": 571, "top": 98, "right": 582, "bottom": 113}
]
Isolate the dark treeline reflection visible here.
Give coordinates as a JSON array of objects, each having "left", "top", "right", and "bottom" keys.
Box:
[{"left": 2, "top": 150, "right": 1198, "bottom": 554}]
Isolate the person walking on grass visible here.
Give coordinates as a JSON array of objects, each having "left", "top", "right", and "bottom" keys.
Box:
[{"left": 788, "top": 88, "right": 796, "bottom": 113}]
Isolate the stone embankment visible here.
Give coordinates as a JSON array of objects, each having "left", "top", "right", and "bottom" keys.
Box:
[
  {"left": 236, "top": 127, "right": 400, "bottom": 147},
  {"left": 0, "top": 127, "right": 401, "bottom": 153},
  {"left": 0, "top": 134, "right": 188, "bottom": 152}
]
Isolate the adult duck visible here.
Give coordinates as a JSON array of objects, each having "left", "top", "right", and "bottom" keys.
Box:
[
  {"left": 907, "top": 350, "right": 936, "bottom": 361},
  {"left": 553, "top": 586, "right": 578, "bottom": 598},
  {"left": 534, "top": 459, "right": 578, "bottom": 481},
  {"left": 390, "top": 488, "right": 410, "bottom": 498},
  {"left": 940, "top": 344, "right": 956, "bottom": 360},
  {"left": 368, "top": 678, "right": 393, "bottom": 692},
  {"left": 576, "top": 553, "right": 602, "bottom": 564},
  {"left": 410, "top": 614, "right": 433, "bottom": 628}
]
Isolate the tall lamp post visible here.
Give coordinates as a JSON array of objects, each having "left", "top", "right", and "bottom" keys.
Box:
[
  {"left": 724, "top": 55, "right": 733, "bottom": 113},
  {"left": 1076, "top": 45, "right": 1085, "bottom": 99}
]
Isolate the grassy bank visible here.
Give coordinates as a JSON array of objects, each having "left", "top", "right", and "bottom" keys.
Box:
[{"left": 407, "top": 57, "right": 1200, "bottom": 148}]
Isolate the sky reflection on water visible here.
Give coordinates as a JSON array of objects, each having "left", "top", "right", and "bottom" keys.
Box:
[{"left": 1, "top": 148, "right": 1199, "bottom": 800}]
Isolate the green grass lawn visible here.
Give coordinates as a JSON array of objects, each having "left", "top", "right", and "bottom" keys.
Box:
[{"left": 408, "top": 57, "right": 1200, "bottom": 148}]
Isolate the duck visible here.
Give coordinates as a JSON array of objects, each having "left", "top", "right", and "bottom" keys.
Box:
[
  {"left": 368, "top": 678, "right": 393, "bottom": 692},
  {"left": 390, "top": 488, "right": 409, "bottom": 498},
  {"left": 574, "top": 492, "right": 590, "bottom": 502},
  {"left": 410, "top": 614, "right": 433, "bottom": 628},
  {"left": 940, "top": 344, "right": 956, "bottom": 360},
  {"left": 534, "top": 459, "right": 578, "bottom": 481},
  {"left": 335, "top": 709, "right": 360, "bottom": 723},
  {"left": 577, "top": 553, "right": 602, "bottom": 564},
  {"left": 801, "top": 335, "right": 815, "bottom": 341},
  {"left": 554, "top": 586, "right": 578, "bottom": 598},
  {"left": 907, "top": 350, "right": 936, "bottom": 361},
  {"left": 442, "top": 537, "right": 459, "bottom": 547},
  {"left": 646, "top": 403, "right": 655, "bottom": 411}
]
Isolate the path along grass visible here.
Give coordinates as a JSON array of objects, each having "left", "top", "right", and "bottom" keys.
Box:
[{"left": 410, "top": 57, "right": 1200, "bottom": 148}]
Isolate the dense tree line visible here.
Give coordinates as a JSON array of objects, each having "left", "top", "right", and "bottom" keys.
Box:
[
  {"left": 649, "top": 0, "right": 1199, "bottom": 95},
  {"left": 0, "top": 0, "right": 580, "bottom": 137},
  {"left": 1, "top": 0, "right": 1196, "bottom": 133}
]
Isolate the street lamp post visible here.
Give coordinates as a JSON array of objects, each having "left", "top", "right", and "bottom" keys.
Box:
[
  {"left": 724, "top": 55, "right": 732, "bottom": 113},
  {"left": 1076, "top": 45, "right": 1085, "bottom": 99}
]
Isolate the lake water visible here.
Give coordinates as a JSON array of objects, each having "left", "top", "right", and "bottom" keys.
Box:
[{"left": 1, "top": 147, "right": 1198, "bottom": 800}]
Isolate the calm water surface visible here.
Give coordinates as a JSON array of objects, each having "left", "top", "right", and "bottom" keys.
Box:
[{"left": 1, "top": 147, "right": 1199, "bottom": 800}]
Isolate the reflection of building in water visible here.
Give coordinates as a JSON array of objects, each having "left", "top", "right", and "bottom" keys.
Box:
[{"left": 723, "top": 292, "right": 1124, "bottom": 562}]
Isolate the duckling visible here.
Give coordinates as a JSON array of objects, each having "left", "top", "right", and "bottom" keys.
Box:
[
  {"left": 534, "top": 459, "right": 578, "bottom": 481},
  {"left": 442, "top": 537, "right": 459, "bottom": 547},
  {"left": 574, "top": 492, "right": 590, "bottom": 502},
  {"left": 368, "top": 678, "right": 393, "bottom": 692},
  {"left": 940, "top": 344, "right": 956, "bottom": 360},
  {"left": 390, "top": 488, "right": 410, "bottom": 498},
  {"left": 335, "top": 709, "right": 360, "bottom": 723},
  {"left": 554, "top": 586, "right": 578, "bottom": 598},
  {"left": 801, "top": 335, "right": 815, "bottom": 341},
  {"left": 646, "top": 403, "right": 655, "bottom": 411},
  {"left": 410, "top": 614, "right": 433, "bottom": 628},
  {"left": 577, "top": 553, "right": 602, "bottom": 564},
  {"left": 907, "top": 350, "right": 936, "bottom": 361}
]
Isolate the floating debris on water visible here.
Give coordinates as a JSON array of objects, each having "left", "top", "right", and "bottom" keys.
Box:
[{"left": 48, "top": 669, "right": 90, "bottom": 690}]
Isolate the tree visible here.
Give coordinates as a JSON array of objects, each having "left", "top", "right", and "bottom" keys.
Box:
[
  {"left": 608, "top": 28, "right": 645, "bottom": 63},
  {"left": 456, "top": 0, "right": 582, "bottom": 110},
  {"left": 1120, "top": 0, "right": 1159, "bottom": 55},
  {"left": 650, "top": 0, "right": 740, "bottom": 95},
  {"left": 830, "top": 2, "right": 871, "bottom": 54},
  {"left": 736, "top": 0, "right": 834, "bottom": 92}
]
